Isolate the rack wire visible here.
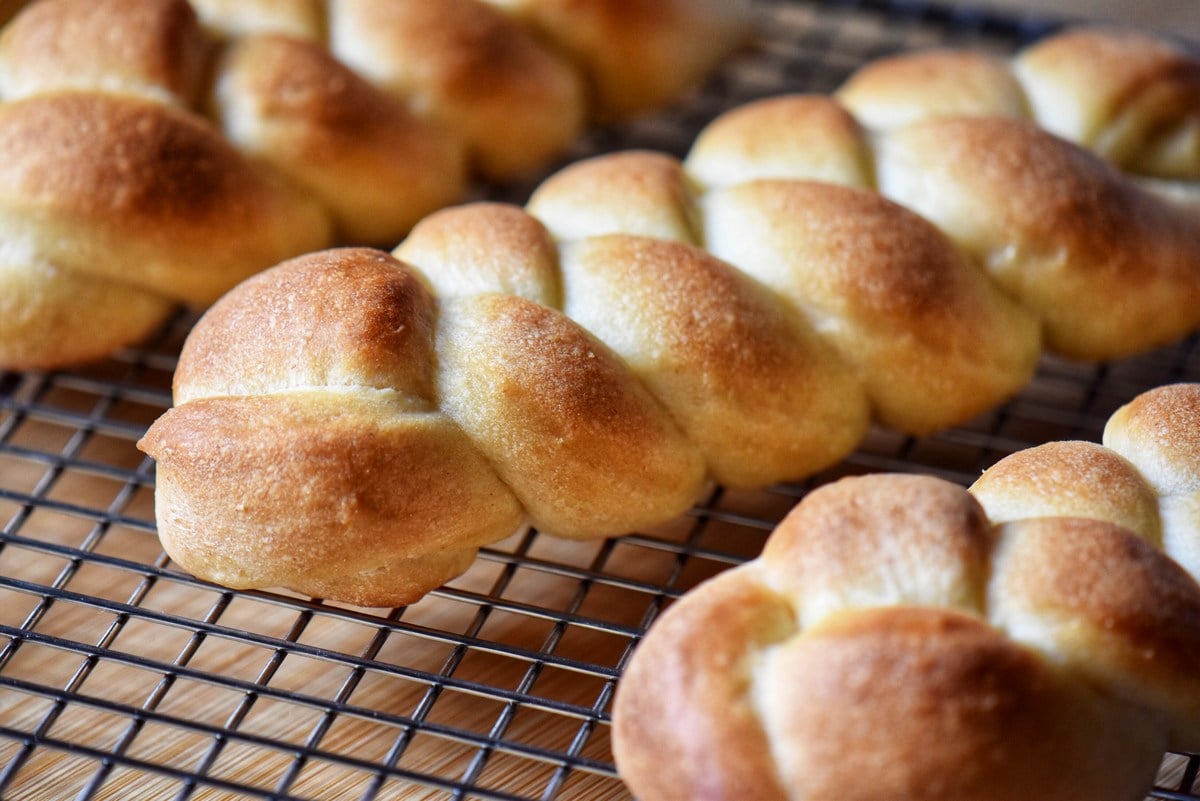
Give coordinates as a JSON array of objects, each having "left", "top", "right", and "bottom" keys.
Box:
[{"left": 2, "top": 1, "right": 1199, "bottom": 799}]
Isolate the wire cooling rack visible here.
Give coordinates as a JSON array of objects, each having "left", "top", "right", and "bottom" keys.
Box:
[{"left": 2, "top": 1, "right": 1199, "bottom": 799}]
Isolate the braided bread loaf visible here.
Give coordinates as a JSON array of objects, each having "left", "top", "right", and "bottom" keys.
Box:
[
  {"left": 613, "top": 474, "right": 1200, "bottom": 801},
  {"left": 0, "top": 0, "right": 749, "bottom": 370},
  {"left": 613, "top": 384, "right": 1200, "bottom": 801},
  {"left": 138, "top": 28, "right": 1200, "bottom": 606}
]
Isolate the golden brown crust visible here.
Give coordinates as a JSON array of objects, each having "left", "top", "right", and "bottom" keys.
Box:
[
  {"left": 1104, "top": 383, "right": 1200, "bottom": 494},
  {"left": 0, "top": 0, "right": 210, "bottom": 104},
  {"left": 878, "top": 116, "right": 1200, "bottom": 360},
  {"left": 614, "top": 473, "right": 1188, "bottom": 801},
  {"left": 833, "top": 26, "right": 1200, "bottom": 180},
  {"left": 703, "top": 178, "right": 1041, "bottom": 432},
  {"left": 559, "top": 234, "right": 869, "bottom": 487},
  {"left": 213, "top": 34, "right": 466, "bottom": 244},
  {"left": 0, "top": 92, "right": 332, "bottom": 305},
  {"left": 147, "top": 245, "right": 709, "bottom": 598},
  {"left": 141, "top": 249, "right": 544, "bottom": 607},
  {"left": 140, "top": 391, "right": 524, "bottom": 608},
  {"left": 686, "top": 94, "right": 874, "bottom": 189},
  {"left": 389, "top": 200, "right": 875, "bottom": 490},
  {"left": 0, "top": 0, "right": 747, "bottom": 179},
  {"left": 1016, "top": 28, "right": 1200, "bottom": 178},
  {"left": 1101, "top": 384, "right": 1200, "bottom": 581},
  {"left": 0, "top": 0, "right": 748, "bottom": 369},
  {"left": 758, "top": 607, "right": 1163, "bottom": 801},
  {"left": 762, "top": 474, "right": 994, "bottom": 625},
  {"left": 173, "top": 247, "right": 438, "bottom": 404},
  {"left": 328, "top": 0, "right": 585, "bottom": 179},
  {"left": 992, "top": 516, "right": 1200, "bottom": 745},
  {"left": 970, "top": 440, "right": 1163, "bottom": 545},
  {"left": 392, "top": 203, "right": 561, "bottom": 307},
  {"left": 838, "top": 49, "right": 1030, "bottom": 130},
  {"left": 495, "top": 0, "right": 752, "bottom": 119},
  {"left": 138, "top": 25, "right": 1200, "bottom": 608},
  {"left": 142, "top": 84, "right": 1200, "bottom": 604},
  {"left": 971, "top": 383, "right": 1200, "bottom": 609},
  {"left": 684, "top": 91, "right": 1200, "bottom": 367},
  {"left": 435, "top": 292, "right": 706, "bottom": 539},
  {"left": 611, "top": 566, "right": 795, "bottom": 801},
  {"left": 528, "top": 150, "right": 701, "bottom": 243},
  {"left": 0, "top": 260, "right": 174, "bottom": 370}
]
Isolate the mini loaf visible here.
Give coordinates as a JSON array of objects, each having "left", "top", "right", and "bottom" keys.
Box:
[
  {"left": 139, "top": 115, "right": 1199, "bottom": 607},
  {"left": 612, "top": 470, "right": 1200, "bottom": 801},
  {"left": 614, "top": 383, "right": 1200, "bottom": 800},
  {"left": 0, "top": 0, "right": 751, "bottom": 369},
  {"left": 138, "top": 28, "right": 1200, "bottom": 605},
  {"left": 619, "top": 383, "right": 1200, "bottom": 796}
]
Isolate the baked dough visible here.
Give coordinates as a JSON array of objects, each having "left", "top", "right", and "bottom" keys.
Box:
[
  {"left": 139, "top": 244, "right": 858, "bottom": 605},
  {"left": 140, "top": 99, "right": 1200, "bottom": 606},
  {"left": 0, "top": 0, "right": 751, "bottom": 369},
  {"left": 689, "top": 96, "right": 1200, "bottom": 362},
  {"left": 614, "top": 382, "right": 1200, "bottom": 801},
  {"left": 614, "top": 467, "right": 1200, "bottom": 800},
  {"left": 138, "top": 28, "right": 1200, "bottom": 605},
  {"left": 0, "top": 91, "right": 331, "bottom": 369},
  {"left": 972, "top": 382, "right": 1200, "bottom": 581},
  {"left": 837, "top": 27, "right": 1200, "bottom": 180}
]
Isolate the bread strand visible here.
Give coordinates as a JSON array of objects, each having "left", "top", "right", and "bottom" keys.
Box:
[
  {"left": 612, "top": 383, "right": 1200, "bottom": 801},
  {"left": 137, "top": 170, "right": 1032, "bottom": 604},
  {"left": 836, "top": 27, "right": 1200, "bottom": 183},
  {"left": 0, "top": 0, "right": 750, "bottom": 369},
  {"left": 970, "top": 383, "right": 1200, "bottom": 591}
]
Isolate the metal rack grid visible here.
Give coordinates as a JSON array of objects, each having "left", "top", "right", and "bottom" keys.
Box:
[{"left": 1, "top": 1, "right": 1198, "bottom": 799}]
